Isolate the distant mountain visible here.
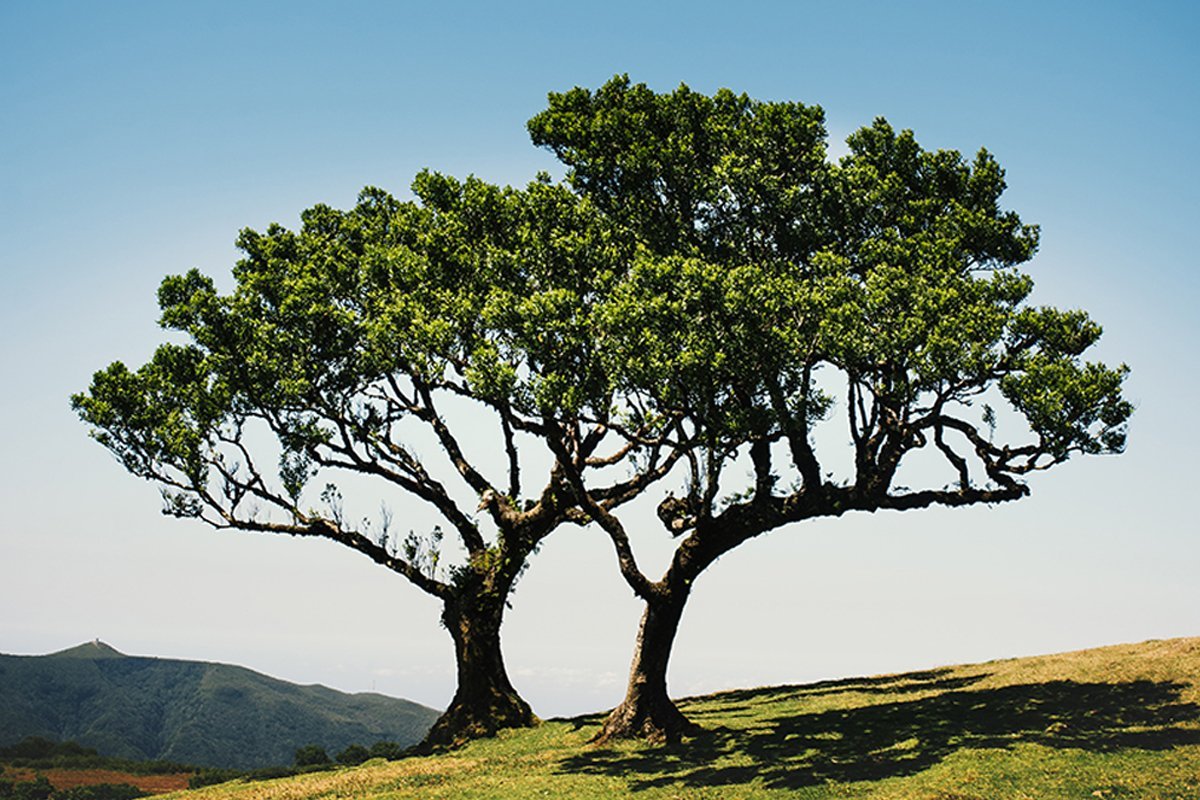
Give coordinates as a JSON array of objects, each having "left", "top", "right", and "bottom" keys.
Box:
[
  {"left": 49, "top": 641, "right": 127, "bottom": 659},
  {"left": 0, "top": 641, "right": 440, "bottom": 769}
]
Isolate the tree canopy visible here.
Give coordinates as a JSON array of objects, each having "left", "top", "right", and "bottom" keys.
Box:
[{"left": 528, "top": 76, "right": 1131, "bottom": 741}]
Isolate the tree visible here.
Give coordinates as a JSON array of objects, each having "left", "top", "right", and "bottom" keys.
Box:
[
  {"left": 72, "top": 172, "right": 678, "bottom": 747},
  {"left": 528, "top": 77, "right": 1132, "bottom": 742},
  {"left": 335, "top": 744, "right": 370, "bottom": 766},
  {"left": 292, "top": 744, "right": 330, "bottom": 767}
]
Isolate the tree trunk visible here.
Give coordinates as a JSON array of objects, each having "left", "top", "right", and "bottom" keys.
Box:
[
  {"left": 593, "top": 589, "right": 702, "bottom": 744},
  {"left": 421, "top": 594, "right": 537, "bottom": 748}
]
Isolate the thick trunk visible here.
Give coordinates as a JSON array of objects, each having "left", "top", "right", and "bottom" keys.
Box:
[
  {"left": 593, "top": 589, "right": 702, "bottom": 744},
  {"left": 421, "top": 596, "right": 536, "bottom": 748}
]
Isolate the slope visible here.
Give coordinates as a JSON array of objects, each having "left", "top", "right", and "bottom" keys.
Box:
[
  {"left": 163, "top": 636, "right": 1200, "bottom": 799},
  {"left": 0, "top": 643, "right": 440, "bottom": 769}
]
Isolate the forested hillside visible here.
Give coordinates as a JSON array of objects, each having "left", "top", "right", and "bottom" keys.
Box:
[{"left": 0, "top": 642, "right": 438, "bottom": 769}]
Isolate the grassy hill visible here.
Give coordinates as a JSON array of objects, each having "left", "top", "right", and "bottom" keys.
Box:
[
  {"left": 161, "top": 637, "right": 1200, "bottom": 799},
  {"left": 0, "top": 642, "right": 439, "bottom": 769}
]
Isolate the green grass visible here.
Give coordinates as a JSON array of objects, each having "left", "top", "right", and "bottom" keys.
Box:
[{"left": 159, "top": 637, "right": 1200, "bottom": 799}]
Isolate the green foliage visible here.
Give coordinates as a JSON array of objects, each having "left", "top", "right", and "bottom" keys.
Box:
[
  {"left": 334, "top": 745, "right": 370, "bottom": 766},
  {"left": 70, "top": 345, "right": 221, "bottom": 495},
  {"left": 1001, "top": 358, "right": 1132, "bottom": 457},
  {"left": 186, "top": 770, "right": 240, "bottom": 790},
  {"left": 0, "top": 777, "right": 53, "bottom": 800},
  {"left": 366, "top": 741, "right": 407, "bottom": 761},
  {"left": 0, "top": 777, "right": 139, "bottom": 800},
  {"left": 528, "top": 74, "right": 829, "bottom": 262},
  {"left": 0, "top": 737, "right": 188, "bottom": 778},
  {"left": 0, "top": 741, "right": 97, "bottom": 762},
  {"left": 292, "top": 746, "right": 329, "bottom": 768}
]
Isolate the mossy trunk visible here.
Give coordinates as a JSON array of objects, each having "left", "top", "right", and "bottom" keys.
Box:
[
  {"left": 593, "top": 590, "right": 701, "bottom": 744},
  {"left": 421, "top": 594, "right": 536, "bottom": 748}
]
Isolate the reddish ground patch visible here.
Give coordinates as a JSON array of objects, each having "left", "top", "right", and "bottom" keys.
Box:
[{"left": 1, "top": 766, "right": 192, "bottom": 794}]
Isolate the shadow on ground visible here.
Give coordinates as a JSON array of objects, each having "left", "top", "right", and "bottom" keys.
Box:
[{"left": 558, "top": 675, "right": 1200, "bottom": 790}]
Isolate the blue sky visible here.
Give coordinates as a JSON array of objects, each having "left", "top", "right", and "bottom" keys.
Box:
[{"left": 2, "top": 1, "right": 1197, "bottom": 716}]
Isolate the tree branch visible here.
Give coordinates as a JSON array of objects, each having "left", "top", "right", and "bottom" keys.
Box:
[
  {"left": 217, "top": 514, "right": 451, "bottom": 599},
  {"left": 412, "top": 379, "right": 503, "bottom": 505},
  {"left": 541, "top": 421, "right": 658, "bottom": 601},
  {"left": 934, "top": 421, "right": 971, "bottom": 490},
  {"left": 498, "top": 400, "right": 522, "bottom": 501},
  {"left": 767, "top": 375, "right": 821, "bottom": 490}
]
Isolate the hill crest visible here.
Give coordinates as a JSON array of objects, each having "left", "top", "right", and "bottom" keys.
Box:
[{"left": 47, "top": 640, "right": 127, "bottom": 659}]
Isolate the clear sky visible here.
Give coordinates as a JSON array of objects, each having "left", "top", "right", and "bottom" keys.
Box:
[{"left": 2, "top": 1, "right": 1197, "bottom": 718}]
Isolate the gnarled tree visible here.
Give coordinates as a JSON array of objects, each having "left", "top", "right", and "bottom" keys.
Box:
[
  {"left": 72, "top": 171, "right": 678, "bottom": 747},
  {"left": 529, "top": 77, "right": 1132, "bottom": 743}
]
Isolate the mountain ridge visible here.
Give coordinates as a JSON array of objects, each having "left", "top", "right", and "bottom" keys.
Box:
[{"left": 0, "top": 642, "right": 440, "bottom": 769}]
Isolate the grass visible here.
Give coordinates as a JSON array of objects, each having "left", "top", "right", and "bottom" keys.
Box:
[{"left": 155, "top": 637, "right": 1200, "bottom": 799}]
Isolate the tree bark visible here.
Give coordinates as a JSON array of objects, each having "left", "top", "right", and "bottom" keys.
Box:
[
  {"left": 593, "top": 588, "right": 702, "bottom": 744},
  {"left": 421, "top": 593, "right": 537, "bottom": 748}
]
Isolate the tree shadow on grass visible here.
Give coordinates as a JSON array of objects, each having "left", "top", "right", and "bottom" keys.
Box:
[
  {"left": 682, "top": 668, "right": 989, "bottom": 717},
  {"left": 558, "top": 678, "right": 1200, "bottom": 790}
]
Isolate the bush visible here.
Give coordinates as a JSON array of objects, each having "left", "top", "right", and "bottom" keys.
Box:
[
  {"left": 292, "top": 745, "right": 329, "bottom": 767},
  {"left": 246, "top": 766, "right": 302, "bottom": 781},
  {"left": 0, "top": 738, "right": 56, "bottom": 761},
  {"left": 335, "top": 744, "right": 369, "bottom": 766},
  {"left": 367, "top": 741, "right": 407, "bottom": 760},
  {"left": 187, "top": 769, "right": 240, "bottom": 790},
  {"left": 0, "top": 739, "right": 98, "bottom": 762},
  {"left": 0, "top": 776, "right": 54, "bottom": 800}
]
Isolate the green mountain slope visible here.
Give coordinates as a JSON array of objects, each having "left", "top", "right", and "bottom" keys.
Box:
[
  {"left": 0, "top": 643, "right": 440, "bottom": 769},
  {"left": 163, "top": 637, "right": 1200, "bottom": 799}
]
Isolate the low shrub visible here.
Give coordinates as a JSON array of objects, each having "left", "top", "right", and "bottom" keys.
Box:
[
  {"left": 367, "top": 741, "right": 407, "bottom": 761},
  {"left": 292, "top": 746, "right": 329, "bottom": 768},
  {"left": 335, "top": 745, "right": 369, "bottom": 766}
]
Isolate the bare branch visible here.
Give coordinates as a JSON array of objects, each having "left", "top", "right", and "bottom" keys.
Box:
[
  {"left": 750, "top": 437, "right": 773, "bottom": 498},
  {"left": 220, "top": 514, "right": 451, "bottom": 599},
  {"left": 877, "top": 484, "right": 1028, "bottom": 511},
  {"left": 540, "top": 420, "right": 658, "bottom": 600},
  {"left": 934, "top": 422, "right": 971, "bottom": 490},
  {"left": 412, "top": 378, "right": 500, "bottom": 501},
  {"left": 767, "top": 375, "right": 821, "bottom": 490},
  {"left": 308, "top": 447, "right": 487, "bottom": 555},
  {"left": 594, "top": 445, "right": 685, "bottom": 509},
  {"left": 498, "top": 401, "right": 522, "bottom": 500},
  {"left": 586, "top": 439, "right": 635, "bottom": 467}
]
